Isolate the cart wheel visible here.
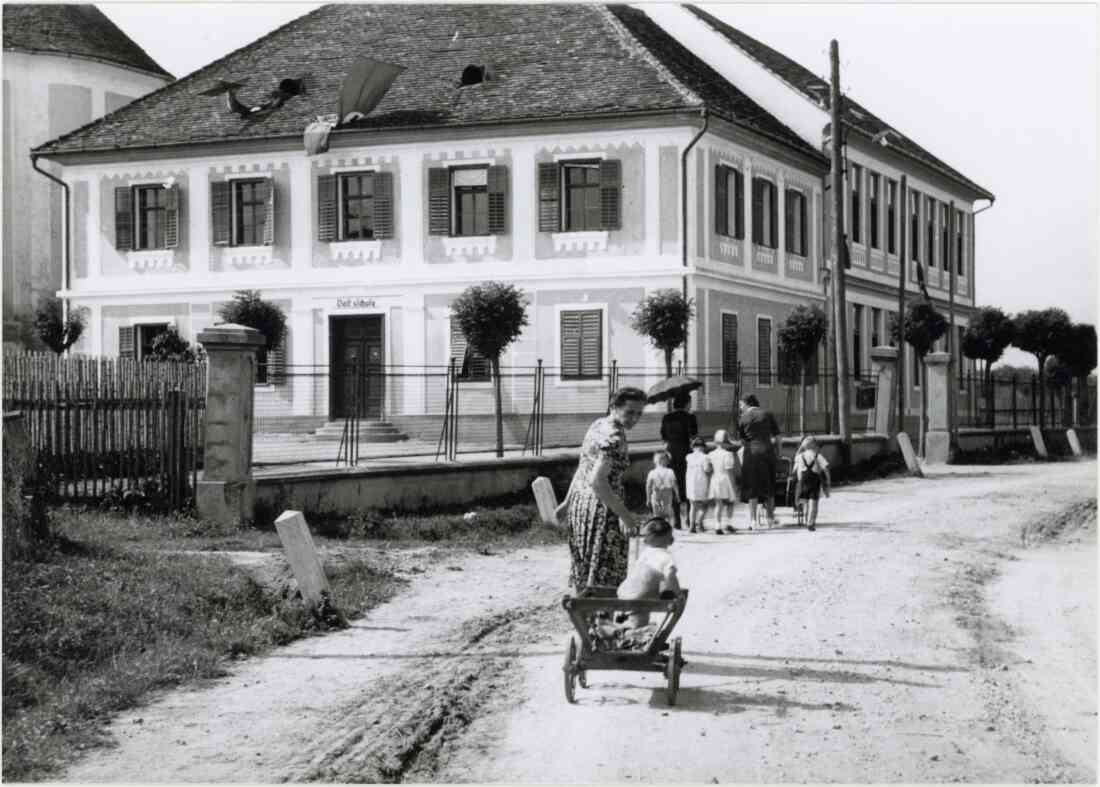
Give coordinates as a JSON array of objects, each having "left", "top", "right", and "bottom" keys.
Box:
[
  {"left": 563, "top": 634, "right": 578, "bottom": 703},
  {"left": 666, "top": 637, "right": 682, "bottom": 706}
]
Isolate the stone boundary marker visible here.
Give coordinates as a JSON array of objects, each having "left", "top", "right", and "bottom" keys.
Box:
[
  {"left": 896, "top": 432, "right": 923, "bottom": 477},
  {"left": 275, "top": 510, "right": 333, "bottom": 610},
  {"left": 1066, "top": 428, "right": 1083, "bottom": 458},
  {"left": 532, "top": 476, "right": 559, "bottom": 525},
  {"left": 1028, "top": 426, "right": 1049, "bottom": 459}
]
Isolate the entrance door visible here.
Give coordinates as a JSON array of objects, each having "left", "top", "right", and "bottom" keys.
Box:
[{"left": 331, "top": 315, "right": 385, "bottom": 418}]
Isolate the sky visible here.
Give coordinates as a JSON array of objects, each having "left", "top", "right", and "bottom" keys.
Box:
[{"left": 99, "top": 2, "right": 1097, "bottom": 368}]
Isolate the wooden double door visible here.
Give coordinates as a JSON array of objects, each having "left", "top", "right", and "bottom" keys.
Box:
[{"left": 330, "top": 315, "right": 384, "bottom": 418}]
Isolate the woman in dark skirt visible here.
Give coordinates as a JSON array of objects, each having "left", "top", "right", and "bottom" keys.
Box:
[{"left": 737, "top": 393, "right": 782, "bottom": 528}]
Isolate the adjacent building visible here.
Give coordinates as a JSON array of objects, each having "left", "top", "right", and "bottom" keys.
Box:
[
  {"left": 3, "top": 4, "right": 172, "bottom": 346},
  {"left": 30, "top": 4, "right": 992, "bottom": 436}
]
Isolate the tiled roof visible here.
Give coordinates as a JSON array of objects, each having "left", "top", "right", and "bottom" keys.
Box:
[
  {"left": 2, "top": 4, "right": 172, "bottom": 80},
  {"left": 33, "top": 3, "right": 823, "bottom": 166},
  {"left": 686, "top": 5, "right": 994, "bottom": 201}
]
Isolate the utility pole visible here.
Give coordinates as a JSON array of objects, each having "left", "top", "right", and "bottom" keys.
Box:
[
  {"left": 829, "top": 40, "right": 851, "bottom": 456},
  {"left": 947, "top": 200, "right": 957, "bottom": 450},
  {"left": 896, "top": 174, "right": 908, "bottom": 436}
]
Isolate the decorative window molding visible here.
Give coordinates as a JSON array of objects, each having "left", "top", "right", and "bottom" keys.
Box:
[
  {"left": 330, "top": 240, "right": 382, "bottom": 262},
  {"left": 786, "top": 253, "right": 806, "bottom": 273},
  {"left": 717, "top": 240, "right": 742, "bottom": 259},
  {"left": 552, "top": 230, "right": 609, "bottom": 253},
  {"left": 442, "top": 235, "right": 497, "bottom": 257},
  {"left": 753, "top": 245, "right": 777, "bottom": 267},
  {"left": 224, "top": 245, "right": 282, "bottom": 268},
  {"left": 127, "top": 249, "right": 182, "bottom": 272}
]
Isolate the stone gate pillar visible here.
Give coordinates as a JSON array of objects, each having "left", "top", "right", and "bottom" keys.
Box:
[
  {"left": 197, "top": 324, "right": 265, "bottom": 524},
  {"left": 868, "top": 346, "right": 898, "bottom": 435},
  {"left": 924, "top": 351, "right": 951, "bottom": 464}
]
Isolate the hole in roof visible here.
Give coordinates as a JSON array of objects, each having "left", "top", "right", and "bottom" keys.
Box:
[
  {"left": 279, "top": 78, "right": 305, "bottom": 96},
  {"left": 460, "top": 64, "right": 490, "bottom": 87}
]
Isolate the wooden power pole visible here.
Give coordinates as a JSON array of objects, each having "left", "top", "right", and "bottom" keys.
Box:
[
  {"left": 829, "top": 40, "right": 851, "bottom": 453},
  {"left": 896, "top": 174, "right": 908, "bottom": 436}
]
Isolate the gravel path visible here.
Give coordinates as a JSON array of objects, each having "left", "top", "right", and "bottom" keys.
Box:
[{"left": 60, "top": 461, "right": 1096, "bottom": 783}]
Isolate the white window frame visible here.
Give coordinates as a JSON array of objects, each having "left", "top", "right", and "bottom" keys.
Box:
[
  {"left": 335, "top": 169, "right": 377, "bottom": 242},
  {"left": 554, "top": 302, "right": 608, "bottom": 387},
  {"left": 755, "top": 314, "right": 773, "bottom": 388},
  {"left": 126, "top": 318, "right": 177, "bottom": 361},
  {"left": 224, "top": 174, "right": 273, "bottom": 250}
]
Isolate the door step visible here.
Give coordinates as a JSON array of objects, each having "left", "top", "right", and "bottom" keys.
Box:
[{"left": 311, "top": 420, "right": 408, "bottom": 442}]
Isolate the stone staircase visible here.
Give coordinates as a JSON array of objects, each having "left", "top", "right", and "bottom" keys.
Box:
[{"left": 310, "top": 419, "right": 408, "bottom": 443}]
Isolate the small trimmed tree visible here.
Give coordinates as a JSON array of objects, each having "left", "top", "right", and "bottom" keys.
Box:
[
  {"left": 778, "top": 305, "right": 827, "bottom": 436},
  {"left": 33, "top": 297, "right": 85, "bottom": 355},
  {"left": 217, "top": 290, "right": 288, "bottom": 381},
  {"left": 630, "top": 289, "right": 695, "bottom": 378},
  {"left": 894, "top": 300, "right": 947, "bottom": 456},
  {"left": 1012, "top": 308, "right": 1072, "bottom": 429},
  {"left": 1052, "top": 322, "right": 1096, "bottom": 426},
  {"left": 961, "top": 306, "right": 1015, "bottom": 427},
  {"left": 149, "top": 325, "right": 205, "bottom": 363},
  {"left": 450, "top": 282, "right": 529, "bottom": 458}
]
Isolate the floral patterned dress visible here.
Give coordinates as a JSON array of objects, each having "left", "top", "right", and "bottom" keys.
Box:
[{"left": 566, "top": 415, "right": 631, "bottom": 590}]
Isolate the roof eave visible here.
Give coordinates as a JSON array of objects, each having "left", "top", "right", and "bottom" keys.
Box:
[{"left": 2, "top": 44, "right": 173, "bottom": 81}]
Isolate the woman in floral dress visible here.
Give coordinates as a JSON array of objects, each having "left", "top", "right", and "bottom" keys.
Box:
[{"left": 556, "top": 387, "right": 648, "bottom": 591}]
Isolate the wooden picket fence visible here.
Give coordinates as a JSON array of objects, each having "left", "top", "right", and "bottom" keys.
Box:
[{"left": 2, "top": 353, "right": 206, "bottom": 508}]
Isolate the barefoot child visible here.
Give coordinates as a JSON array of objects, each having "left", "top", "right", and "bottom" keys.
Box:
[
  {"left": 684, "top": 436, "right": 712, "bottom": 533},
  {"left": 794, "top": 436, "right": 831, "bottom": 531},
  {"left": 708, "top": 429, "right": 740, "bottom": 534},
  {"left": 646, "top": 451, "right": 680, "bottom": 524},
  {"left": 616, "top": 516, "right": 681, "bottom": 629}
]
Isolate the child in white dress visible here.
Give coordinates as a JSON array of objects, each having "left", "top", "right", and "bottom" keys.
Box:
[
  {"left": 646, "top": 451, "right": 680, "bottom": 524},
  {"left": 708, "top": 429, "right": 741, "bottom": 534},
  {"left": 794, "top": 436, "right": 831, "bottom": 531},
  {"left": 617, "top": 516, "right": 680, "bottom": 629},
  {"left": 684, "top": 436, "right": 712, "bottom": 533}
]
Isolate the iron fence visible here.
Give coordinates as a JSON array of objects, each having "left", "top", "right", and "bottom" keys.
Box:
[{"left": 956, "top": 370, "right": 1097, "bottom": 430}]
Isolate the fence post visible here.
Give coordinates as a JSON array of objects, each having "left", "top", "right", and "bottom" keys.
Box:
[
  {"left": 1011, "top": 375, "right": 1018, "bottom": 429},
  {"left": 1030, "top": 373, "right": 1037, "bottom": 426},
  {"left": 196, "top": 324, "right": 265, "bottom": 525},
  {"left": 868, "top": 346, "right": 898, "bottom": 435},
  {"left": 923, "top": 351, "right": 952, "bottom": 464}
]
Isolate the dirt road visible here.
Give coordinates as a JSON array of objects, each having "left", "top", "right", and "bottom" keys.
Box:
[{"left": 62, "top": 461, "right": 1096, "bottom": 783}]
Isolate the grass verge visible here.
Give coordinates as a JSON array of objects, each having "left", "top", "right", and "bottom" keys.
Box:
[{"left": 1, "top": 512, "right": 405, "bottom": 781}]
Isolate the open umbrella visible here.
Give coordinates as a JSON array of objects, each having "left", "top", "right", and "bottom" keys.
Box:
[{"left": 646, "top": 375, "right": 702, "bottom": 405}]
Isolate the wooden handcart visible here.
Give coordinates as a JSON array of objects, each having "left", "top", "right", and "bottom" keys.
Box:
[{"left": 560, "top": 586, "right": 689, "bottom": 706}]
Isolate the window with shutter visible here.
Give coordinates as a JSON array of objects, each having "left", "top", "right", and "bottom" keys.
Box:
[
  {"left": 757, "top": 317, "right": 772, "bottom": 386},
  {"left": 852, "top": 304, "right": 863, "bottom": 380},
  {"left": 118, "top": 325, "right": 135, "bottom": 359},
  {"left": 261, "top": 336, "right": 287, "bottom": 385},
  {"left": 715, "top": 164, "right": 728, "bottom": 236},
  {"left": 134, "top": 185, "right": 166, "bottom": 250},
  {"left": 940, "top": 203, "right": 949, "bottom": 270},
  {"left": 871, "top": 307, "right": 881, "bottom": 348},
  {"left": 428, "top": 167, "right": 450, "bottom": 235},
  {"left": 721, "top": 313, "right": 738, "bottom": 383},
  {"left": 926, "top": 196, "right": 936, "bottom": 269},
  {"left": 538, "top": 162, "right": 561, "bottom": 232},
  {"left": 751, "top": 178, "right": 763, "bottom": 244},
  {"left": 563, "top": 161, "right": 601, "bottom": 231},
  {"left": 560, "top": 309, "right": 602, "bottom": 380},
  {"left": 318, "top": 174, "right": 337, "bottom": 241},
  {"left": 886, "top": 179, "right": 897, "bottom": 254},
  {"left": 374, "top": 171, "right": 394, "bottom": 240},
  {"left": 262, "top": 180, "right": 275, "bottom": 246},
  {"left": 211, "top": 180, "right": 231, "bottom": 246},
  {"left": 164, "top": 184, "right": 179, "bottom": 249},
  {"left": 785, "top": 189, "right": 806, "bottom": 256},
  {"left": 452, "top": 167, "right": 489, "bottom": 237},
  {"left": 753, "top": 178, "right": 777, "bottom": 249},
  {"left": 955, "top": 209, "right": 964, "bottom": 276},
  {"left": 715, "top": 165, "right": 743, "bottom": 239},
  {"left": 137, "top": 323, "right": 168, "bottom": 361},
  {"left": 850, "top": 164, "right": 862, "bottom": 244},
  {"left": 888, "top": 311, "right": 898, "bottom": 347},
  {"left": 340, "top": 172, "right": 375, "bottom": 240},
  {"left": 869, "top": 172, "right": 880, "bottom": 249},
  {"left": 449, "top": 316, "right": 491, "bottom": 381},
  {"left": 115, "top": 186, "right": 133, "bottom": 250},
  {"left": 910, "top": 189, "right": 920, "bottom": 263}
]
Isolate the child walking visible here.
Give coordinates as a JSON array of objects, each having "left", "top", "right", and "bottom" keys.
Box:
[
  {"left": 646, "top": 451, "right": 680, "bottom": 524},
  {"left": 708, "top": 429, "right": 740, "bottom": 534},
  {"left": 684, "top": 436, "right": 712, "bottom": 533},
  {"left": 794, "top": 436, "right": 831, "bottom": 531}
]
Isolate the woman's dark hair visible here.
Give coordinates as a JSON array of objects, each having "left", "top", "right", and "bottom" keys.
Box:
[
  {"left": 741, "top": 393, "right": 760, "bottom": 407},
  {"left": 609, "top": 386, "right": 648, "bottom": 409},
  {"left": 672, "top": 392, "right": 692, "bottom": 410}
]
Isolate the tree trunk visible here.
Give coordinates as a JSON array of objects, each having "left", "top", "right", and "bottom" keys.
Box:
[
  {"left": 919, "top": 357, "right": 928, "bottom": 458},
  {"left": 1036, "top": 353, "right": 1047, "bottom": 429},
  {"left": 799, "top": 365, "right": 806, "bottom": 437},
  {"left": 664, "top": 348, "right": 673, "bottom": 379},
  {"left": 492, "top": 356, "right": 503, "bottom": 458}
]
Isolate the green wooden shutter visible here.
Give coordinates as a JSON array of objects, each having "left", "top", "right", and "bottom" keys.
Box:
[
  {"left": 487, "top": 165, "right": 507, "bottom": 235},
  {"left": 428, "top": 167, "right": 450, "bottom": 235},
  {"left": 450, "top": 316, "right": 489, "bottom": 381},
  {"left": 734, "top": 169, "right": 744, "bottom": 239},
  {"left": 164, "top": 184, "right": 180, "bottom": 249},
  {"left": 374, "top": 171, "right": 394, "bottom": 239},
  {"left": 715, "top": 165, "right": 728, "bottom": 236},
  {"left": 317, "top": 174, "right": 337, "bottom": 241},
  {"left": 211, "top": 181, "right": 231, "bottom": 246},
  {"left": 560, "top": 311, "right": 580, "bottom": 378},
  {"left": 267, "top": 337, "right": 286, "bottom": 385},
  {"left": 784, "top": 189, "right": 795, "bottom": 252},
  {"left": 800, "top": 193, "right": 808, "bottom": 255},
  {"left": 768, "top": 183, "right": 778, "bottom": 249},
  {"left": 115, "top": 186, "right": 133, "bottom": 250},
  {"left": 119, "top": 326, "right": 135, "bottom": 359},
  {"left": 722, "top": 313, "right": 738, "bottom": 382},
  {"left": 599, "top": 159, "right": 621, "bottom": 231},
  {"left": 580, "top": 310, "right": 602, "bottom": 377},
  {"left": 538, "top": 162, "right": 561, "bottom": 232},
  {"left": 262, "top": 179, "right": 275, "bottom": 246},
  {"left": 751, "top": 178, "right": 763, "bottom": 244}
]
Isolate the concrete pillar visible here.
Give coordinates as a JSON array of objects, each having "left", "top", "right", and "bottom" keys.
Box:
[
  {"left": 923, "top": 351, "right": 951, "bottom": 464},
  {"left": 197, "top": 324, "right": 265, "bottom": 524},
  {"left": 868, "top": 345, "right": 897, "bottom": 434}
]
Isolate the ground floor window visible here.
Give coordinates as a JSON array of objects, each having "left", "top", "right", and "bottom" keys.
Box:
[
  {"left": 119, "top": 323, "right": 169, "bottom": 361},
  {"left": 560, "top": 309, "right": 602, "bottom": 380},
  {"left": 721, "top": 313, "right": 738, "bottom": 383},
  {"left": 450, "top": 316, "right": 491, "bottom": 381},
  {"left": 757, "top": 316, "right": 772, "bottom": 386}
]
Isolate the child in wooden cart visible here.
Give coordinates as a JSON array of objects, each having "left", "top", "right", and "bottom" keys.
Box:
[{"left": 794, "top": 436, "right": 831, "bottom": 531}]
